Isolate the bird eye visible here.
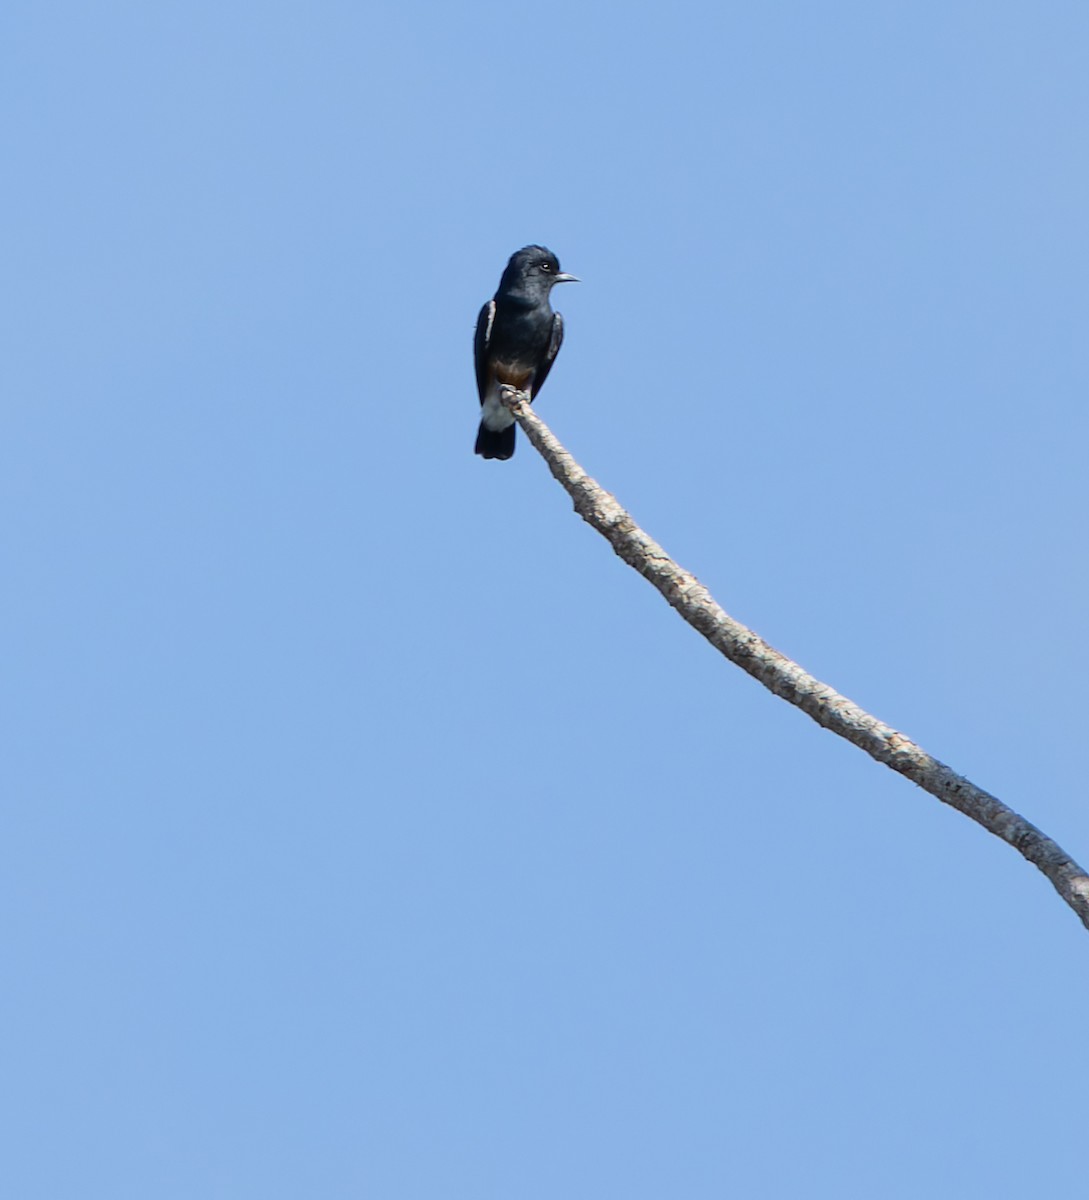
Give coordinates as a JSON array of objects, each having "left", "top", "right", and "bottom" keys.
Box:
[{"left": 539, "top": 261, "right": 553, "bottom": 272}]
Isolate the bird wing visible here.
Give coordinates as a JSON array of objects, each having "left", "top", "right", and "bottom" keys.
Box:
[
  {"left": 529, "top": 312, "right": 565, "bottom": 398},
  {"left": 473, "top": 300, "right": 496, "bottom": 403}
]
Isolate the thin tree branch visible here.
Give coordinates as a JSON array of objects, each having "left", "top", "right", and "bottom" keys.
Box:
[{"left": 500, "top": 386, "right": 1089, "bottom": 932}]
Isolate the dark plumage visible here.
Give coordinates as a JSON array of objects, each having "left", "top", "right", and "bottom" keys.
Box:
[{"left": 473, "top": 245, "right": 578, "bottom": 460}]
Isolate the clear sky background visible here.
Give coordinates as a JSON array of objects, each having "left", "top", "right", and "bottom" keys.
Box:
[{"left": 3, "top": 2, "right": 1087, "bottom": 1196}]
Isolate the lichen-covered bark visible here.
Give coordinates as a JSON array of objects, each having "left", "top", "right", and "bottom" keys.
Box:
[{"left": 501, "top": 387, "right": 1089, "bottom": 931}]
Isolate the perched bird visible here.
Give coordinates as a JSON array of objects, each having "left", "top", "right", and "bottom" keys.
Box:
[{"left": 474, "top": 245, "right": 578, "bottom": 460}]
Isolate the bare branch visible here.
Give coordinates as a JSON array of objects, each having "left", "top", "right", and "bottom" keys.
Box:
[{"left": 500, "top": 387, "right": 1089, "bottom": 932}]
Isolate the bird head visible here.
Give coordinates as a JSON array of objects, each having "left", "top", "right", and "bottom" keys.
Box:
[{"left": 499, "top": 245, "right": 579, "bottom": 301}]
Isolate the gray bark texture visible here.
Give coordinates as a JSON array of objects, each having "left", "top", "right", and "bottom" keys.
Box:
[{"left": 500, "top": 387, "right": 1089, "bottom": 932}]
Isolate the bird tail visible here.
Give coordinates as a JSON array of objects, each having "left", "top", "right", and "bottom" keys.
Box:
[{"left": 475, "top": 422, "right": 516, "bottom": 460}]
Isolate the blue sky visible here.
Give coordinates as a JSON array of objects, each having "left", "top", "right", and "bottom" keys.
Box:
[{"left": 3, "top": 2, "right": 1088, "bottom": 1196}]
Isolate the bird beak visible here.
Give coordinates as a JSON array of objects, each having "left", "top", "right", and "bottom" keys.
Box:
[{"left": 553, "top": 273, "right": 579, "bottom": 284}]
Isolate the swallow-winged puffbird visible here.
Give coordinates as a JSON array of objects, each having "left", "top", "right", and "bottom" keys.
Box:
[{"left": 474, "top": 246, "right": 578, "bottom": 460}]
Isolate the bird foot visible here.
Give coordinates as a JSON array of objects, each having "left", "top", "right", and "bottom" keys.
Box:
[{"left": 498, "top": 385, "right": 528, "bottom": 411}]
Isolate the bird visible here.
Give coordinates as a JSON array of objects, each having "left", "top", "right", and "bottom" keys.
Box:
[{"left": 473, "top": 245, "right": 578, "bottom": 460}]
